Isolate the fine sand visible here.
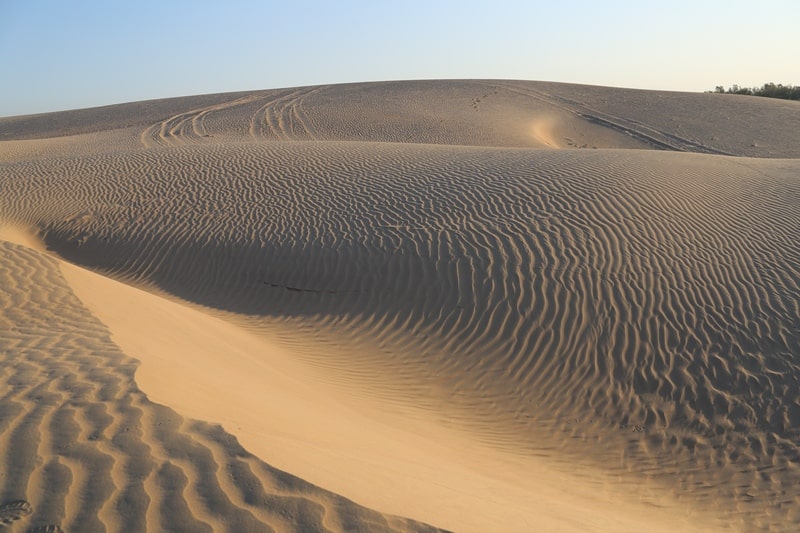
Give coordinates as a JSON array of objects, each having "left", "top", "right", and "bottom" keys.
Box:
[{"left": 1, "top": 80, "right": 799, "bottom": 532}]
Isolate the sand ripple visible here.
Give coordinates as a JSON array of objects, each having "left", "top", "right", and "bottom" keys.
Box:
[{"left": 2, "top": 80, "right": 800, "bottom": 531}]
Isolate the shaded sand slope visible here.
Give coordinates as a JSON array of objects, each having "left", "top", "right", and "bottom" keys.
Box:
[
  {"left": 0, "top": 233, "right": 444, "bottom": 533},
  {"left": 2, "top": 80, "right": 800, "bottom": 531}
]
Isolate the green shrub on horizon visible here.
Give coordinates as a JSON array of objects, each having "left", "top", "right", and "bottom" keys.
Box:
[{"left": 709, "top": 83, "right": 800, "bottom": 101}]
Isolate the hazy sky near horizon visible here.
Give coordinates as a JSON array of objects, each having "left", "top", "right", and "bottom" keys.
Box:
[{"left": 1, "top": 0, "right": 797, "bottom": 116}]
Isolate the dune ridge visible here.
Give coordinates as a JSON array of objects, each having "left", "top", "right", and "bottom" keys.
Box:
[{"left": 2, "top": 80, "right": 800, "bottom": 531}]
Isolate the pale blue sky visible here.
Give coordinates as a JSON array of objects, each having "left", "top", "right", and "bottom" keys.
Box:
[{"left": 1, "top": 0, "right": 797, "bottom": 117}]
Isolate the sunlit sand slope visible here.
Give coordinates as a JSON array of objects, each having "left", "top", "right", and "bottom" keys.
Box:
[
  {"left": 1, "top": 80, "right": 799, "bottom": 532},
  {"left": 0, "top": 236, "right": 444, "bottom": 533}
]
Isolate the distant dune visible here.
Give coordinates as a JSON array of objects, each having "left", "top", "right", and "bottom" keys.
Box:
[{"left": 1, "top": 80, "right": 799, "bottom": 532}]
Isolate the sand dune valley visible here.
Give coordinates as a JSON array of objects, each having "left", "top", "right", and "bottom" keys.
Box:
[{"left": 1, "top": 79, "right": 799, "bottom": 532}]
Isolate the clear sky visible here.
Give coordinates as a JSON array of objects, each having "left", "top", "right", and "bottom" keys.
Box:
[{"left": 1, "top": 0, "right": 797, "bottom": 117}]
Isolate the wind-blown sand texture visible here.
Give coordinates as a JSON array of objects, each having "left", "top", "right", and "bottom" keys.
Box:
[{"left": 1, "top": 80, "right": 799, "bottom": 532}]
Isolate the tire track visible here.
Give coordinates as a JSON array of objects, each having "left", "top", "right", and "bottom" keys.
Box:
[
  {"left": 249, "top": 86, "right": 325, "bottom": 141},
  {"left": 487, "top": 81, "right": 736, "bottom": 155},
  {"left": 140, "top": 93, "right": 266, "bottom": 148}
]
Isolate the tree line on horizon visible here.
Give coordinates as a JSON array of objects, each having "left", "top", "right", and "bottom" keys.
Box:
[{"left": 710, "top": 83, "right": 800, "bottom": 100}]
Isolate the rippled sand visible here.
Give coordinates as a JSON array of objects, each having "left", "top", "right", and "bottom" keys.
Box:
[{"left": 1, "top": 80, "right": 799, "bottom": 532}]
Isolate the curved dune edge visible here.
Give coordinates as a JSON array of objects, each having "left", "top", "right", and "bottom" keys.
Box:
[
  {"left": 50, "top": 234, "right": 718, "bottom": 532},
  {"left": 0, "top": 227, "right": 448, "bottom": 532}
]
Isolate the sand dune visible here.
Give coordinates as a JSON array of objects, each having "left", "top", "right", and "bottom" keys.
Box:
[{"left": 1, "top": 80, "right": 799, "bottom": 532}]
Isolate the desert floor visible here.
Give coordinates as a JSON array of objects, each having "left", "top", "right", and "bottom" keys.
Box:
[{"left": 1, "top": 80, "right": 799, "bottom": 532}]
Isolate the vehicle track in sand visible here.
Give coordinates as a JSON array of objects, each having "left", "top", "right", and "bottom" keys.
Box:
[
  {"left": 249, "top": 86, "right": 326, "bottom": 141},
  {"left": 486, "top": 81, "right": 736, "bottom": 155}
]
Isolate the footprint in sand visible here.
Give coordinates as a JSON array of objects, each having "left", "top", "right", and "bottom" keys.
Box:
[
  {"left": 0, "top": 500, "right": 62, "bottom": 532},
  {"left": 0, "top": 500, "right": 33, "bottom": 526}
]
